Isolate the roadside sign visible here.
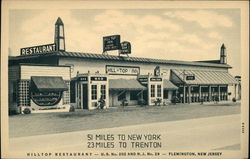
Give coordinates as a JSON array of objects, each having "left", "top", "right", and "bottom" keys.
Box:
[
  {"left": 103, "top": 35, "right": 121, "bottom": 52},
  {"left": 120, "top": 41, "right": 131, "bottom": 54}
]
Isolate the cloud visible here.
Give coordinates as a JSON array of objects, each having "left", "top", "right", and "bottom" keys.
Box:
[
  {"left": 93, "top": 10, "right": 182, "bottom": 32},
  {"left": 208, "top": 31, "right": 223, "bottom": 40},
  {"left": 14, "top": 9, "right": 221, "bottom": 61},
  {"left": 164, "top": 10, "right": 233, "bottom": 28}
]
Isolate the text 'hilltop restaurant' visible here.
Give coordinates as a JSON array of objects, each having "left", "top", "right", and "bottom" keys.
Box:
[{"left": 9, "top": 17, "right": 239, "bottom": 114}]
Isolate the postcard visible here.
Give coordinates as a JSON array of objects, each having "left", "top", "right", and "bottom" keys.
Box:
[{"left": 1, "top": 0, "right": 249, "bottom": 158}]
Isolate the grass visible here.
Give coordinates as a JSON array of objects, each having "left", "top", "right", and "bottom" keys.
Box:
[{"left": 9, "top": 102, "right": 240, "bottom": 138}]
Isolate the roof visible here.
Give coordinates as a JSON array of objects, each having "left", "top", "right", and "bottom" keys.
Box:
[
  {"left": 171, "top": 70, "right": 237, "bottom": 85},
  {"left": 31, "top": 76, "right": 68, "bottom": 92},
  {"left": 109, "top": 79, "right": 146, "bottom": 90},
  {"left": 9, "top": 51, "right": 232, "bottom": 68},
  {"left": 163, "top": 80, "right": 178, "bottom": 90},
  {"left": 55, "top": 17, "right": 63, "bottom": 25}
]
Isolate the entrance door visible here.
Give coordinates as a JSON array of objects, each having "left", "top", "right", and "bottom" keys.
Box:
[
  {"left": 82, "top": 84, "right": 88, "bottom": 109},
  {"left": 143, "top": 90, "right": 148, "bottom": 104}
]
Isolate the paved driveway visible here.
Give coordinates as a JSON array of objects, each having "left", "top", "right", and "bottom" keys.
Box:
[{"left": 9, "top": 102, "right": 240, "bottom": 138}]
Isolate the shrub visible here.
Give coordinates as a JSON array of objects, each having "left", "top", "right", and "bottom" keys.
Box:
[
  {"left": 23, "top": 108, "right": 31, "bottom": 114},
  {"left": 232, "top": 98, "right": 237, "bottom": 102},
  {"left": 69, "top": 105, "right": 75, "bottom": 112},
  {"left": 154, "top": 98, "right": 162, "bottom": 106}
]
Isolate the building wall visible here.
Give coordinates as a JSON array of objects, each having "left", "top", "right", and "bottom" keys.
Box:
[
  {"left": 8, "top": 65, "right": 71, "bottom": 113},
  {"left": 58, "top": 57, "right": 229, "bottom": 80},
  {"left": 9, "top": 66, "right": 20, "bottom": 111},
  {"left": 20, "top": 65, "right": 70, "bottom": 80}
]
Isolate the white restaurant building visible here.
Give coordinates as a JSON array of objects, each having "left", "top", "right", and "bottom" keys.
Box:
[{"left": 8, "top": 18, "right": 239, "bottom": 113}]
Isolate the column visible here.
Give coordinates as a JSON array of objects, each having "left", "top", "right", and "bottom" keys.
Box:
[
  {"left": 183, "top": 86, "right": 186, "bottom": 103},
  {"left": 234, "top": 84, "right": 237, "bottom": 99},
  {"left": 208, "top": 86, "right": 211, "bottom": 102},
  {"left": 188, "top": 85, "right": 191, "bottom": 104},
  {"left": 218, "top": 85, "right": 221, "bottom": 101},
  {"left": 226, "top": 85, "right": 228, "bottom": 101},
  {"left": 199, "top": 85, "right": 201, "bottom": 102}
]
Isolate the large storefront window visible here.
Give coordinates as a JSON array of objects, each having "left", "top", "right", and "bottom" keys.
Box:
[
  {"left": 151, "top": 85, "right": 155, "bottom": 97},
  {"left": 101, "top": 85, "right": 106, "bottom": 99},
  {"left": 30, "top": 76, "right": 68, "bottom": 106},
  {"left": 157, "top": 85, "right": 161, "bottom": 97},
  {"left": 91, "top": 85, "right": 97, "bottom": 100},
  {"left": 130, "top": 90, "right": 140, "bottom": 100},
  {"left": 31, "top": 91, "right": 62, "bottom": 106},
  {"left": 118, "top": 91, "right": 126, "bottom": 101}
]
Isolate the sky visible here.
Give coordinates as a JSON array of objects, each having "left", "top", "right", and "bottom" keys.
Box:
[{"left": 9, "top": 9, "right": 241, "bottom": 75}]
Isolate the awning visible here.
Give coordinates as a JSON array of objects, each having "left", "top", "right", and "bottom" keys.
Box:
[
  {"left": 31, "top": 76, "right": 68, "bottom": 92},
  {"left": 171, "top": 70, "right": 238, "bottom": 85},
  {"left": 109, "top": 79, "right": 146, "bottom": 90},
  {"left": 163, "top": 80, "right": 178, "bottom": 90}
]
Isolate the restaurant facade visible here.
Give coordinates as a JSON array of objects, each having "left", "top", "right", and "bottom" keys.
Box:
[{"left": 8, "top": 17, "right": 238, "bottom": 113}]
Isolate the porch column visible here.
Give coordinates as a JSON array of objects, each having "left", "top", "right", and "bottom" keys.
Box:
[
  {"left": 188, "top": 85, "right": 191, "bottom": 104},
  {"left": 208, "top": 85, "right": 212, "bottom": 102},
  {"left": 183, "top": 86, "right": 186, "bottom": 104},
  {"left": 234, "top": 84, "right": 237, "bottom": 99},
  {"left": 218, "top": 85, "right": 221, "bottom": 101},
  {"left": 199, "top": 85, "right": 201, "bottom": 102},
  {"left": 226, "top": 85, "right": 228, "bottom": 101}
]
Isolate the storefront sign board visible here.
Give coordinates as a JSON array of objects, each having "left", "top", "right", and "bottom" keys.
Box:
[
  {"left": 106, "top": 65, "right": 140, "bottom": 75},
  {"left": 20, "top": 43, "right": 56, "bottom": 55}
]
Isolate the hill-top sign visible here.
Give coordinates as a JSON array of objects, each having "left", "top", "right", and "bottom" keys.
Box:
[
  {"left": 103, "top": 35, "right": 121, "bottom": 52},
  {"left": 20, "top": 43, "right": 56, "bottom": 55},
  {"left": 120, "top": 41, "right": 131, "bottom": 54}
]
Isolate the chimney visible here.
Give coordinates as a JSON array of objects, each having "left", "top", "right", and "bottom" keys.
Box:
[
  {"left": 220, "top": 43, "right": 226, "bottom": 64},
  {"left": 54, "top": 17, "right": 66, "bottom": 51}
]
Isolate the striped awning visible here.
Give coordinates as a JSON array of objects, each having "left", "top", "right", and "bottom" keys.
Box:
[
  {"left": 109, "top": 79, "right": 146, "bottom": 90},
  {"left": 31, "top": 76, "right": 68, "bottom": 92},
  {"left": 171, "top": 70, "right": 237, "bottom": 85},
  {"left": 163, "top": 80, "right": 178, "bottom": 90}
]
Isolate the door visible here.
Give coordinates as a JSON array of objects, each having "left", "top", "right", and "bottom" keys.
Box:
[
  {"left": 82, "top": 84, "right": 88, "bottom": 109},
  {"left": 143, "top": 90, "right": 148, "bottom": 104}
]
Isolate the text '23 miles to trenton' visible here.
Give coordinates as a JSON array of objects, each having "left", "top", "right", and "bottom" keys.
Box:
[{"left": 87, "top": 134, "right": 162, "bottom": 149}]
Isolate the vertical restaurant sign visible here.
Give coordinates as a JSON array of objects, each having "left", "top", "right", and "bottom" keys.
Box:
[
  {"left": 103, "top": 35, "right": 121, "bottom": 52},
  {"left": 120, "top": 41, "right": 131, "bottom": 54},
  {"left": 20, "top": 43, "right": 56, "bottom": 55},
  {"left": 106, "top": 65, "right": 140, "bottom": 75}
]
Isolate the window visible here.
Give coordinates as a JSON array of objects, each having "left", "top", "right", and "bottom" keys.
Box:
[
  {"left": 63, "top": 81, "right": 70, "bottom": 104},
  {"left": 118, "top": 91, "right": 126, "bottom": 101},
  {"left": 59, "top": 39, "right": 65, "bottom": 50},
  {"left": 91, "top": 85, "right": 97, "bottom": 100},
  {"left": 101, "top": 85, "right": 106, "bottom": 99},
  {"left": 17, "top": 80, "right": 30, "bottom": 106},
  {"left": 130, "top": 91, "right": 140, "bottom": 100},
  {"left": 59, "top": 25, "right": 64, "bottom": 37},
  {"left": 164, "top": 90, "right": 169, "bottom": 99},
  {"left": 157, "top": 85, "right": 161, "bottom": 97},
  {"left": 151, "top": 85, "right": 155, "bottom": 97}
]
